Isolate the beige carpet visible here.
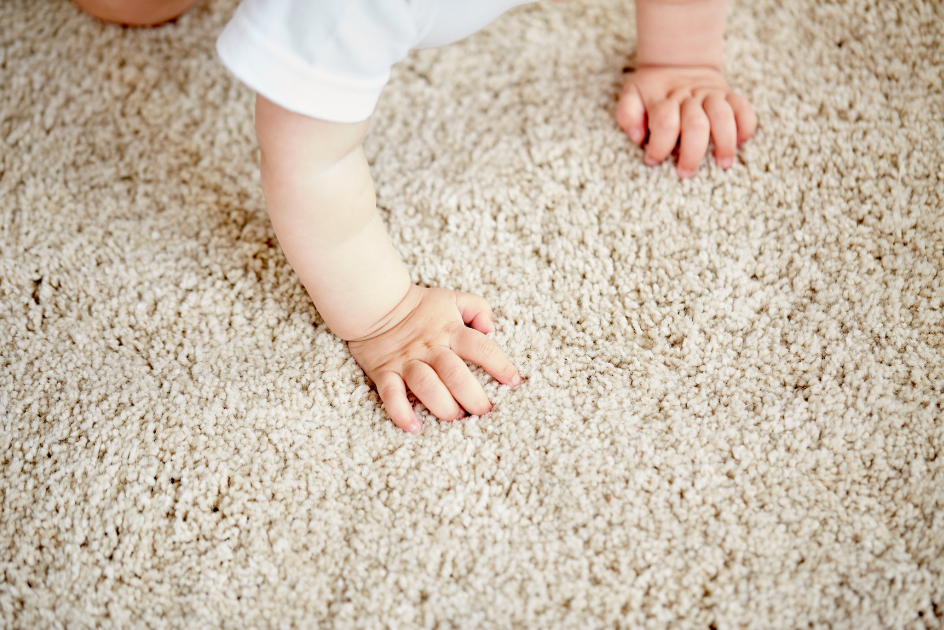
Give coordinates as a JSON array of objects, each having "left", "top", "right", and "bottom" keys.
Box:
[{"left": 2, "top": 0, "right": 942, "bottom": 627}]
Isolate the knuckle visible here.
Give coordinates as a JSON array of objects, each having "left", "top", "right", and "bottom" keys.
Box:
[
  {"left": 376, "top": 377, "right": 399, "bottom": 399},
  {"left": 685, "top": 115, "right": 710, "bottom": 134},
  {"left": 730, "top": 95, "right": 753, "bottom": 115},
  {"left": 703, "top": 103, "right": 724, "bottom": 119},
  {"left": 413, "top": 371, "right": 437, "bottom": 392},
  {"left": 475, "top": 338, "right": 496, "bottom": 359},
  {"left": 448, "top": 325, "right": 466, "bottom": 349},
  {"left": 652, "top": 115, "right": 677, "bottom": 133},
  {"left": 707, "top": 94, "right": 730, "bottom": 110},
  {"left": 442, "top": 363, "right": 468, "bottom": 384}
]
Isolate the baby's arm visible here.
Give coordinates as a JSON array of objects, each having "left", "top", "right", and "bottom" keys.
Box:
[
  {"left": 617, "top": 0, "right": 757, "bottom": 178},
  {"left": 255, "top": 96, "right": 520, "bottom": 432}
]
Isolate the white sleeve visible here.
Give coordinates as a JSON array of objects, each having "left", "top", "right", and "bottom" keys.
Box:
[{"left": 216, "top": 0, "right": 430, "bottom": 123}]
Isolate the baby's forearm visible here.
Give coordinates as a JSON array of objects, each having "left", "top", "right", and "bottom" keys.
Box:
[
  {"left": 255, "top": 95, "right": 412, "bottom": 341},
  {"left": 635, "top": 0, "right": 727, "bottom": 70}
]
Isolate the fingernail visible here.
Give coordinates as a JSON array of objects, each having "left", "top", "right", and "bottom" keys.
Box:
[
  {"left": 629, "top": 129, "right": 643, "bottom": 144},
  {"left": 511, "top": 373, "right": 522, "bottom": 387},
  {"left": 644, "top": 155, "right": 657, "bottom": 166},
  {"left": 485, "top": 405, "right": 493, "bottom": 414},
  {"left": 677, "top": 168, "right": 693, "bottom": 179},
  {"left": 407, "top": 413, "right": 422, "bottom": 433},
  {"left": 455, "top": 411, "right": 467, "bottom": 421},
  {"left": 718, "top": 157, "right": 733, "bottom": 169}
]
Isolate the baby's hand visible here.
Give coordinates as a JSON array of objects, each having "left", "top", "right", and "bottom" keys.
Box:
[
  {"left": 348, "top": 285, "right": 521, "bottom": 433},
  {"left": 617, "top": 66, "right": 757, "bottom": 178}
]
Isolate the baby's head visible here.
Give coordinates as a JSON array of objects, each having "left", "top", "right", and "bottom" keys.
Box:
[{"left": 71, "top": 0, "right": 196, "bottom": 26}]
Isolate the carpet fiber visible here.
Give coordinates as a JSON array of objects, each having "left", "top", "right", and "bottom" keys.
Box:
[{"left": 1, "top": 0, "right": 942, "bottom": 627}]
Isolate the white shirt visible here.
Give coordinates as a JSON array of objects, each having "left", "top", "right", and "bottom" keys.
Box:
[{"left": 216, "top": 0, "right": 535, "bottom": 123}]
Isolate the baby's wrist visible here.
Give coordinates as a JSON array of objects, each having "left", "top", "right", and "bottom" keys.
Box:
[
  {"left": 634, "top": 62, "right": 723, "bottom": 73},
  {"left": 634, "top": 0, "right": 726, "bottom": 72},
  {"left": 345, "top": 283, "right": 424, "bottom": 343},
  {"left": 635, "top": 55, "right": 724, "bottom": 74}
]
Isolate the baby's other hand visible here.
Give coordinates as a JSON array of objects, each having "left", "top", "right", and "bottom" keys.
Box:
[
  {"left": 617, "top": 66, "right": 756, "bottom": 178},
  {"left": 348, "top": 285, "right": 521, "bottom": 433}
]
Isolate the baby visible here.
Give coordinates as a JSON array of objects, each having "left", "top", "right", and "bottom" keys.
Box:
[{"left": 75, "top": 0, "right": 756, "bottom": 433}]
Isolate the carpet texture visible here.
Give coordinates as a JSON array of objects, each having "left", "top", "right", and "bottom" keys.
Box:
[{"left": 1, "top": 0, "right": 943, "bottom": 627}]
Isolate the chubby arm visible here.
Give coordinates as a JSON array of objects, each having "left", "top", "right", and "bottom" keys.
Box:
[
  {"left": 255, "top": 96, "right": 520, "bottom": 432},
  {"left": 617, "top": 0, "right": 756, "bottom": 177},
  {"left": 255, "top": 94, "right": 412, "bottom": 341}
]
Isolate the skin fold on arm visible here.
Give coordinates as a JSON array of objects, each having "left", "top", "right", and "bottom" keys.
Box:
[
  {"left": 254, "top": 95, "right": 521, "bottom": 433},
  {"left": 617, "top": 0, "right": 757, "bottom": 177}
]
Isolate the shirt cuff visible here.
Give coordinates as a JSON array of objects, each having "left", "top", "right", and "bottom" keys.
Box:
[{"left": 216, "top": 7, "right": 389, "bottom": 123}]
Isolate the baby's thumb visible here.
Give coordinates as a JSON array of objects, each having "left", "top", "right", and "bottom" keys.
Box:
[
  {"left": 617, "top": 83, "right": 647, "bottom": 145},
  {"left": 455, "top": 292, "right": 495, "bottom": 335}
]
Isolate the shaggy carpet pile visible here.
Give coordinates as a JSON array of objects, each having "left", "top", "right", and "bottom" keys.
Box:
[{"left": 1, "top": 0, "right": 942, "bottom": 627}]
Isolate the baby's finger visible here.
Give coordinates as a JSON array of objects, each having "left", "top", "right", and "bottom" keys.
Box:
[
  {"left": 703, "top": 94, "right": 736, "bottom": 169},
  {"left": 375, "top": 372, "right": 422, "bottom": 433},
  {"left": 644, "top": 100, "right": 681, "bottom": 166},
  {"left": 677, "top": 97, "right": 710, "bottom": 178},
  {"left": 450, "top": 326, "right": 520, "bottom": 387},
  {"left": 428, "top": 347, "right": 492, "bottom": 416},
  {"left": 616, "top": 83, "right": 647, "bottom": 145},
  {"left": 455, "top": 291, "right": 494, "bottom": 334},
  {"left": 726, "top": 92, "right": 757, "bottom": 145},
  {"left": 403, "top": 360, "right": 464, "bottom": 422}
]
